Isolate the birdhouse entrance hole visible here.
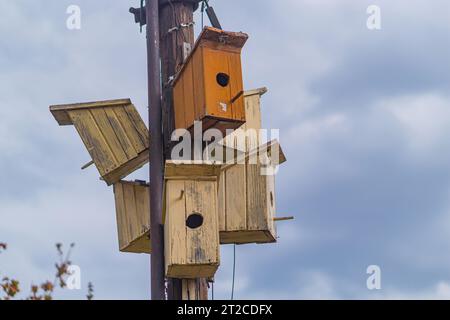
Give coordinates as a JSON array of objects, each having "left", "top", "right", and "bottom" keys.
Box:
[
  {"left": 216, "top": 73, "right": 230, "bottom": 87},
  {"left": 186, "top": 213, "right": 204, "bottom": 229}
]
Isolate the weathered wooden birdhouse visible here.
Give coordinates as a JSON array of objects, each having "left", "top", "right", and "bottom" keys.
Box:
[
  {"left": 164, "top": 161, "right": 221, "bottom": 279},
  {"left": 218, "top": 140, "right": 287, "bottom": 244},
  {"left": 113, "top": 180, "right": 150, "bottom": 254},
  {"left": 50, "top": 99, "right": 149, "bottom": 186},
  {"left": 173, "top": 27, "right": 248, "bottom": 135}
]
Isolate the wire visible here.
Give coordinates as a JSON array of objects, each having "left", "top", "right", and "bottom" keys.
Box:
[
  {"left": 231, "top": 244, "right": 236, "bottom": 300},
  {"left": 201, "top": 2, "right": 205, "bottom": 29},
  {"left": 212, "top": 281, "right": 214, "bottom": 300}
]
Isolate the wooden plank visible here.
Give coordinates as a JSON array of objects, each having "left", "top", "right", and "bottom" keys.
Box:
[
  {"left": 228, "top": 53, "right": 245, "bottom": 122},
  {"left": 225, "top": 164, "right": 246, "bottom": 231},
  {"left": 185, "top": 181, "right": 218, "bottom": 266},
  {"left": 183, "top": 61, "right": 196, "bottom": 130},
  {"left": 90, "top": 108, "right": 129, "bottom": 166},
  {"left": 124, "top": 104, "right": 150, "bottom": 149},
  {"left": 69, "top": 109, "right": 117, "bottom": 176},
  {"left": 50, "top": 99, "right": 131, "bottom": 126},
  {"left": 103, "top": 107, "right": 138, "bottom": 160},
  {"left": 244, "top": 94, "right": 262, "bottom": 131},
  {"left": 246, "top": 163, "right": 268, "bottom": 231},
  {"left": 165, "top": 180, "right": 187, "bottom": 275},
  {"left": 123, "top": 183, "right": 138, "bottom": 241},
  {"left": 135, "top": 183, "right": 150, "bottom": 239},
  {"left": 113, "top": 106, "right": 146, "bottom": 153},
  {"left": 266, "top": 174, "right": 277, "bottom": 239},
  {"left": 244, "top": 87, "right": 268, "bottom": 98},
  {"left": 217, "top": 171, "right": 226, "bottom": 231},
  {"left": 203, "top": 48, "right": 233, "bottom": 119},
  {"left": 122, "top": 232, "right": 150, "bottom": 254},
  {"left": 220, "top": 230, "right": 275, "bottom": 245},
  {"left": 165, "top": 161, "right": 221, "bottom": 179},
  {"left": 114, "top": 183, "right": 128, "bottom": 249},
  {"left": 103, "top": 150, "right": 149, "bottom": 186},
  {"left": 173, "top": 73, "right": 186, "bottom": 129},
  {"left": 192, "top": 47, "right": 206, "bottom": 122}
]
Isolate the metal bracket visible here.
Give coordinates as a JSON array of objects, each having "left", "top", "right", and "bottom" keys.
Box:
[{"left": 129, "top": 0, "right": 147, "bottom": 32}]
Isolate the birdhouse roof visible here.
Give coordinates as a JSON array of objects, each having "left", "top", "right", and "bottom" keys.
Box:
[
  {"left": 196, "top": 26, "right": 249, "bottom": 51},
  {"left": 49, "top": 98, "right": 149, "bottom": 185},
  {"left": 50, "top": 99, "right": 132, "bottom": 126},
  {"left": 244, "top": 87, "right": 268, "bottom": 98},
  {"left": 220, "top": 140, "right": 287, "bottom": 171},
  {"left": 173, "top": 27, "right": 249, "bottom": 86}
]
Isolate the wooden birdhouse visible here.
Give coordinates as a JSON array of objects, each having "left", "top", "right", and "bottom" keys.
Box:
[
  {"left": 173, "top": 27, "right": 248, "bottom": 135},
  {"left": 50, "top": 99, "right": 149, "bottom": 186},
  {"left": 113, "top": 180, "right": 150, "bottom": 254},
  {"left": 218, "top": 140, "right": 287, "bottom": 244},
  {"left": 164, "top": 161, "right": 221, "bottom": 279}
]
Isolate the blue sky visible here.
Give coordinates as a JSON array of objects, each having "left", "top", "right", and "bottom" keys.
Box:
[{"left": 1, "top": 0, "right": 450, "bottom": 299}]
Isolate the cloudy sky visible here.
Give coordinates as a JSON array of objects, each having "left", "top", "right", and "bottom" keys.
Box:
[{"left": 1, "top": 0, "right": 450, "bottom": 300}]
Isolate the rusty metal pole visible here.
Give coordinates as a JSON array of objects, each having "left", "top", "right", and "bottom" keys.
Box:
[{"left": 146, "top": 0, "right": 165, "bottom": 300}]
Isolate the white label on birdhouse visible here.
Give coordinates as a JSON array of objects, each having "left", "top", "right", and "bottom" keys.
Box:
[{"left": 220, "top": 102, "right": 227, "bottom": 112}]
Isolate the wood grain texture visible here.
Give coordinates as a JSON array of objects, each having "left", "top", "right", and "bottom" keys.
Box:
[
  {"left": 102, "top": 150, "right": 149, "bottom": 186},
  {"left": 217, "top": 171, "right": 226, "bottom": 231},
  {"left": 192, "top": 47, "right": 206, "bottom": 122},
  {"left": 224, "top": 164, "right": 247, "bottom": 232},
  {"left": 124, "top": 104, "right": 150, "bottom": 148},
  {"left": 228, "top": 53, "right": 245, "bottom": 122},
  {"left": 246, "top": 163, "right": 269, "bottom": 231},
  {"left": 203, "top": 48, "right": 233, "bottom": 120},
  {"left": 165, "top": 178, "right": 219, "bottom": 279},
  {"left": 90, "top": 108, "right": 128, "bottom": 165},
  {"left": 113, "top": 107, "right": 146, "bottom": 153},
  {"left": 165, "top": 161, "right": 221, "bottom": 179},
  {"left": 172, "top": 27, "right": 247, "bottom": 134},
  {"left": 69, "top": 109, "right": 117, "bottom": 176},
  {"left": 103, "top": 107, "right": 138, "bottom": 159},
  {"left": 114, "top": 181, "right": 151, "bottom": 254},
  {"left": 50, "top": 98, "right": 131, "bottom": 126},
  {"left": 218, "top": 151, "right": 282, "bottom": 245},
  {"left": 165, "top": 180, "right": 187, "bottom": 276},
  {"left": 183, "top": 62, "right": 196, "bottom": 129}
]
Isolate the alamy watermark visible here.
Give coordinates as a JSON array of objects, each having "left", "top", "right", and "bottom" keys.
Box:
[
  {"left": 67, "top": 5, "right": 81, "bottom": 30},
  {"left": 67, "top": 265, "right": 82, "bottom": 290},
  {"left": 367, "top": 5, "right": 381, "bottom": 30},
  {"left": 171, "top": 122, "right": 282, "bottom": 176},
  {"left": 366, "top": 265, "right": 382, "bottom": 290}
]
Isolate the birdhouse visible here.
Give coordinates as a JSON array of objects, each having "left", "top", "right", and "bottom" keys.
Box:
[
  {"left": 173, "top": 27, "right": 248, "bottom": 135},
  {"left": 50, "top": 99, "right": 150, "bottom": 186},
  {"left": 218, "top": 141, "right": 287, "bottom": 244},
  {"left": 113, "top": 180, "right": 150, "bottom": 254},
  {"left": 164, "top": 161, "right": 221, "bottom": 279}
]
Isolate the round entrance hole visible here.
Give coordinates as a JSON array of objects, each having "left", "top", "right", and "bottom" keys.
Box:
[
  {"left": 186, "top": 213, "right": 204, "bottom": 229},
  {"left": 216, "top": 73, "right": 230, "bottom": 87}
]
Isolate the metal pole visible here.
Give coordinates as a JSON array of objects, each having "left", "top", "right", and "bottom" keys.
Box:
[{"left": 146, "top": 0, "right": 165, "bottom": 300}]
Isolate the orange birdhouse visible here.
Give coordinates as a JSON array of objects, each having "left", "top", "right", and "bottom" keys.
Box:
[{"left": 173, "top": 27, "right": 248, "bottom": 136}]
